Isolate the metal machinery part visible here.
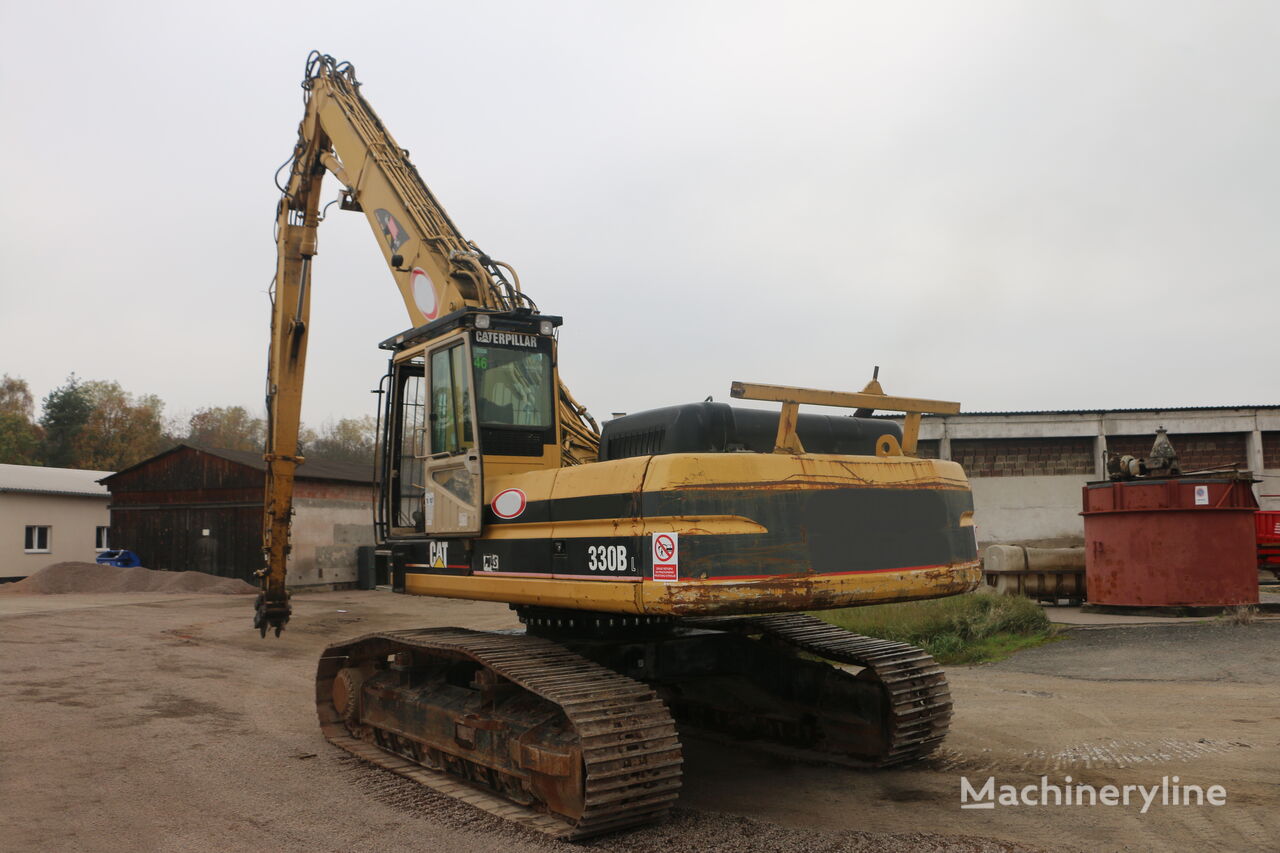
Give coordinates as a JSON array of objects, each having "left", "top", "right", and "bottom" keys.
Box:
[
  {"left": 315, "top": 613, "right": 951, "bottom": 837},
  {"left": 1107, "top": 426, "right": 1181, "bottom": 480},
  {"left": 316, "top": 628, "right": 683, "bottom": 839},
  {"left": 262, "top": 52, "right": 981, "bottom": 838}
]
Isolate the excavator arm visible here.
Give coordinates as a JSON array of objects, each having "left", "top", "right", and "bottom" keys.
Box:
[{"left": 255, "top": 53, "right": 599, "bottom": 637}]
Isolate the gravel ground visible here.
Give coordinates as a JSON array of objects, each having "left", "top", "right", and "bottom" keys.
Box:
[
  {"left": 2, "top": 586, "right": 1276, "bottom": 852},
  {"left": 987, "top": 620, "right": 1280, "bottom": 683}
]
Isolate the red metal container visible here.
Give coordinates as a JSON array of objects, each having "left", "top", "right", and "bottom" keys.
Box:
[
  {"left": 1258, "top": 511, "right": 1280, "bottom": 570},
  {"left": 1257, "top": 511, "right": 1280, "bottom": 544},
  {"left": 1082, "top": 475, "right": 1259, "bottom": 608}
]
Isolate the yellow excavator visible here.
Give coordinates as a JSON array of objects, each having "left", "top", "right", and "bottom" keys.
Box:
[{"left": 258, "top": 52, "right": 981, "bottom": 838}]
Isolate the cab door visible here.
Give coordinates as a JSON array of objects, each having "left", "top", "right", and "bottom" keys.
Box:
[{"left": 422, "top": 337, "right": 483, "bottom": 535}]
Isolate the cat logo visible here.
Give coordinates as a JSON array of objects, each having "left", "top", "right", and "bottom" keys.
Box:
[{"left": 429, "top": 540, "right": 448, "bottom": 569}]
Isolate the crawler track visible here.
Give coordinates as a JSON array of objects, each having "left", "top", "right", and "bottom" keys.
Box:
[
  {"left": 316, "top": 628, "right": 682, "bottom": 839},
  {"left": 315, "top": 617, "right": 947, "bottom": 837},
  {"left": 687, "top": 613, "right": 952, "bottom": 765}
]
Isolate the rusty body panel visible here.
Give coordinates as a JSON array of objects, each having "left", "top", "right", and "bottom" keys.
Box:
[
  {"left": 406, "top": 563, "right": 981, "bottom": 616},
  {"left": 393, "top": 450, "right": 979, "bottom": 613}
]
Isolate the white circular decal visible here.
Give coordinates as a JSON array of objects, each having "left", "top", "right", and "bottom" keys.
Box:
[
  {"left": 492, "top": 488, "right": 527, "bottom": 520},
  {"left": 411, "top": 267, "right": 438, "bottom": 320}
]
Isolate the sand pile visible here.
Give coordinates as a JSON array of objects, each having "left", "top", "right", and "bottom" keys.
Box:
[{"left": 0, "top": 562, "right": 257, "bottom": 596}]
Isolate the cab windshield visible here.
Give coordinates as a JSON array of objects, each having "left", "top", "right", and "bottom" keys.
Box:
[{"left": 473, "top": 345, "right": 553, "bottom": 428}]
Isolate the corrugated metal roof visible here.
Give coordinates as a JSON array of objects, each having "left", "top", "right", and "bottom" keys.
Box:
[
  {"left": 947, "top": 405, "right": 1280, "bottom": 417},
  {"left": 871, "top": 404, "right": 1280, "bottom": 419},
  {"left": 99, "top": 443, "right": 374, "bottom": 485},
  {"left": 187, "top": 444, "right": 374, "bottom": 484},
  {"left": 0, "top": 463, "right": 113, "bottom": 497}
]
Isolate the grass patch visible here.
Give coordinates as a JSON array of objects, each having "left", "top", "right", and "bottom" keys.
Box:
[{"left": 812, "top": 592, "right": 1059, "bottom": 665}]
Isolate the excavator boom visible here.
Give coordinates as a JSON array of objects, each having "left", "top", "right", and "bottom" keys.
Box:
[{"left": 256, "top": 53, "right": 598, "bottom": 636}]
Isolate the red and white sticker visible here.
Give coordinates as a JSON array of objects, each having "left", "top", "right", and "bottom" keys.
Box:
[
  {"left": 652, "top": 532, "right": 679, "bottom": 582},
  {"left": 411, "top": 267, "right": 438, "bottom": 320},
  {"left": 491, "top": 488, "right": 527, "bottom": 520}
]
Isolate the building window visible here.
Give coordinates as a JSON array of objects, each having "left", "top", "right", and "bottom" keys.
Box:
[
  {"left": 24, "top": 525, "right": 51, "bottom": 553},
  {"left": 95, "top": 526, "right": 109, "bottom": 550}
]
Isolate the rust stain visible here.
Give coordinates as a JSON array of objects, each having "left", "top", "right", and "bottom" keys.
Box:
[
  {"left": 677, "top": 476, "right": 967, "bottom": 493},
  {"left": 644, "top": 562, "right": 982, "bottom": 616}
]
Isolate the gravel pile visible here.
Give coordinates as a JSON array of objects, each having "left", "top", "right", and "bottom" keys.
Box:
[{"left": 0, "top": 561, "right": 257, "bottom": 595}]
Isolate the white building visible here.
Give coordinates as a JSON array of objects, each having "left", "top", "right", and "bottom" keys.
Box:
[
  {"left": 0, "top": 464, "right": 114, "bottom": 580},
  {"left": 910, "top": 405, "right": 1280, "bottom": 547}
]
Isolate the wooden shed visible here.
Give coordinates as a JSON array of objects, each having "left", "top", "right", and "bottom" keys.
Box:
[{"left": 100, "top": 444, "right": 374, "bottom": 585}]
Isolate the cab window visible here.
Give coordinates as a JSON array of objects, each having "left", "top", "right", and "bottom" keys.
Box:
[
  {"left": 392, "top": 358, "right": 425, "bottom": 529},
  {"left": 430, "top": 344, "right": 473, "bottom": 454},
  {"left": 473, "top": 346, "right": 552, "bottom": 428}
]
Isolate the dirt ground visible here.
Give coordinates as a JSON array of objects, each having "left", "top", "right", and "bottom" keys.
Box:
[{"left": 1, "top": 587, "right": 1276, "bottom": 853}]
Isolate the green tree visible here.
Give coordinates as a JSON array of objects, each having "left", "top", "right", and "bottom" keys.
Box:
[
  {"left": 187, "top": 406, "right": 265, "bottom": 451},
  {"left": 306, "top": 416, "right": 376, "bottom": 465},
  {"left": 72, "top": 380, "right": 169, "bottom": 471},
  {"left": 39, "top": 375, "right": 92, "bottom": 467},
  {"left": 0, "top": 413, "right": 42, "bottom": 464},
  {"left": 0, "top": 375, "right": 42, "bottom": 464}
]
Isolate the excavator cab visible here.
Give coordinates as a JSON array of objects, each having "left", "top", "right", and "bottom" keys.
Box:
[{"left": 376, "top": 308, "right": 563, "bottom": 554}]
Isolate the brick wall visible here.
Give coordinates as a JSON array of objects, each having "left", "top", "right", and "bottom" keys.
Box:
[
  {"left": 1107, "top": 432, "right": 1248, "bottom": 471},
  {"left": 915, "top": 439, "right": 940, "bottom": 459},
  {"left": 950, "top": 437, "right": 1095, "bottom": 477},
  {"left": 1263, "top": 432, "right": 1280, "bottom": 469}
]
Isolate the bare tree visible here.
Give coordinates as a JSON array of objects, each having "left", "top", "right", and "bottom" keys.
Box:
[{"left": 306, "top": 416, "right": 377, "bottom": 465}]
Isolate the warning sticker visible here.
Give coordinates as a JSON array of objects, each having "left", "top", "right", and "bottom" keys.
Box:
[
  {"left": 1194, "top": 485, "right": 1209, "bottom": 506},
  {"left": 652, "top": 532, "right": 679, "bottom": 582}
]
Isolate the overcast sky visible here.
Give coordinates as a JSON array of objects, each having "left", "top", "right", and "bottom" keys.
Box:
[{"left": 1, "top": 1, "right": 1276, "bottom": 431}]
